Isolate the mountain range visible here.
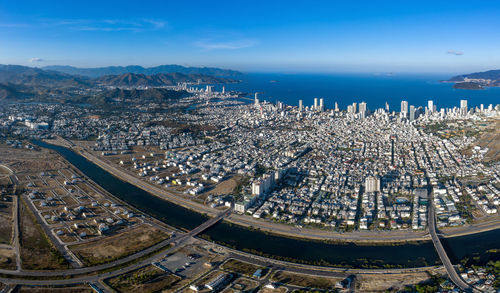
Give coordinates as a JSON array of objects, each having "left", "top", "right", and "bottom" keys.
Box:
[
  {"left": 95, "top": 72, "right": 235, "bottom": 87},
  {"left": 0, "top": 64, "right": 237, "bottom": 101},
  {"left": 43, "top": 64, "right": 242, "bottom": 78}
]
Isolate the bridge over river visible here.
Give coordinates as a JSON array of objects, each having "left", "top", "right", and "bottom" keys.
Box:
[{"left": 428, "top": 190, "right": 480, "bottom": 293}]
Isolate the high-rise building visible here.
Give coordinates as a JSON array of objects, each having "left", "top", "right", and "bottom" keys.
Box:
[
  {"left": 314, "top": 98, "right": 318, "bottom": 111},
  {"left": 365, "top": 176, "right": 380, "bottom": 193},
  {"left": 385, "top": 102, "right": 389, "bottom": 112},
  {"left": 401, "top": 100, "right": 409, "bottom": 117},
  {"left": 409, "top": 105, "right": 415, "bottom": 121},
  {"left": 352, "top": 102, "right": 357, "bottom": 114},
  {"left": 254, "top": 93, "right": 259, "bottom": 106},
  {"left": 222, "top": 86, "right": 225, "bottom": 94},
  {"left": 359, "top": 102, "right": 367, "bottom": 117},
  {"left": 299, "top": 99, "right": 303, "bottom": 112},
  {"left": 460, "top": 99, "right": 468, "bottom": 114},
  {"left": 206, "top": 85, "right": 212, "bottom": 93},
  {"left": 335, "top": 102, "right": 339, "bottom": 112},
  {"left": 428, "top": 100, "right": 434, "bottom": 113},
  {"left": 319, "top": 98, "right": 324, "bottom": 111}
]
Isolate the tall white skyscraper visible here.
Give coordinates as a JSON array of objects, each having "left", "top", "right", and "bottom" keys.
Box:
[
  {"left": 319, "top": 98, "right": 324, "bottom": 111},
  {"left": 298, "top": 99, "right": 303, "bottom": 112},
  {"left": 352, "top": 102, "right": 357, "bottom": 114},
  {"left": 409, "top": 105, "right": 415, "bottom": 121},
  {"left": 222, "top": 86, "right": 225, "bottom": 94},
  {"left": 254, "top": 93, "right": 259, "bottom": 106},
  {"left": 359, "top": 102, "right": 367, "bottom": 117},
  {"left": 206, "top": 85, "right": 212, "bottom": 93},
  {"left": 385, "top": 102, "right": 389, "bottom": 112},
  {"left": 335, "top": 102, "right": 339, "bottom": 112},
  {"left": 460, "top": 99, "right": 468, "bottom": 114},
  {"left": 314, "top": 98, "right": 318, "bottom": 111},
  {"left": 428, "top": 100, "right": 434, "bottom": 113},
  {"left": 401, "top": 100, "right": 409, "bottom": 117}
]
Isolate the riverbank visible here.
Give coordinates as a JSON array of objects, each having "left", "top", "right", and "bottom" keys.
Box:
[
  {"left": 32, "top": 139, "right": 500, "bottom": 269},
  {"left": 46, "top": 137, "right": 500, "bottom": 244}
]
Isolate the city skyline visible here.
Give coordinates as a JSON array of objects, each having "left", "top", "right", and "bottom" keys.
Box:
[{"left": 1, "top": 0, "right": 500, "bottom": 73}]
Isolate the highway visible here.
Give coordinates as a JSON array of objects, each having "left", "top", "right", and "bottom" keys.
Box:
[{"left": 427, "top": 188, "right": 478, "bottom": 293}]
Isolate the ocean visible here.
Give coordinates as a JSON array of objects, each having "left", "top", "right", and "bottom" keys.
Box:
[{"left": 207, "top": 73, "right": 500, "bottom": 112}]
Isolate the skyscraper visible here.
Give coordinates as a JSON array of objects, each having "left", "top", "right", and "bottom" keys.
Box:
[
  {"left": 222, "top": 86, "right": 225, "bottom": 94},
  {"left": 319, "top": 98, "right": 324, "bottom": 111},
  {"left": 401, "top": 100, "right": 408, "bottom": 117},
  {"left": 335, "top": 102, "right": 339, "bottom": 112},
  {"left": 314, "top": 98, "right": 318, "bottom": 111},
  {"left": 428, "top": 100, "right": 434, "bottom": 113},
  {"left": 352, "top": 102, "right": 357, "bottom": 114},
  {"left": 409, "top": 105, "right": 415, "bottom": 121},
  {"left": 385, "top": 102, "right": 389, "bottom": 112},
  {"left": 460, "top": 99, "right": 468, "bottom": 115},
  {"left": 299, "top": 99, "right": 303, "bottom": 112},
  {"left": 254, "top": 93, "right": 259, "bottom": 106},
  {"left": 359, "top": 102, "right": 367, "bottom": 117}
]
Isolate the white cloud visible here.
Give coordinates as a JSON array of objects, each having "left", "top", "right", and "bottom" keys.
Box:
[
  {"left": 447, "top": 50, "right": 464, "bottom": 56},
  {"left": 195, "top": 39, "right": 258, "bottom": 50},
  {"left": 2, "top": 18, "right": 168, "bottom": 33},
  {"left": 29, "top": 57, "right": 44, "bottom": 63}
]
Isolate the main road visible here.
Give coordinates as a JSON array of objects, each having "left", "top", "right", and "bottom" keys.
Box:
[
  {"left": 0, "top": 207, "right": 231, "bottom": 278},
  {"left": 427, "top": 188, "right": 479, "bottom": 293}
]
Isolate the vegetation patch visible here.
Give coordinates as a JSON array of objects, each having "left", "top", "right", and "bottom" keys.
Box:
[
  {"left": 221, "top": 258, "right": 267, "bottom": 277},
  {"left": 20, "top": 199, "right": 69, "bottom": 270}
]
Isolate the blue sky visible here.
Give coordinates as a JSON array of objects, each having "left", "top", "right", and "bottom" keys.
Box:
[{"left": 1, "top": 0, "right": 499, "bottom": 73}]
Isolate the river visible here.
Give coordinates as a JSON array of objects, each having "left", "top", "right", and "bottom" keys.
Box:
[{"left": 33, "top": 140, "right": 500, "bottom": 269}]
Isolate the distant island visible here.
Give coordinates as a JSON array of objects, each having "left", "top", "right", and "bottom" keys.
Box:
[{"left": 448, "top": 69, "right": 500, "bottom": 90}]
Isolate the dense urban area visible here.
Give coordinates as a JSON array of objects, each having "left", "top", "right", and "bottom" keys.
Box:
[{"left": 1, "top": 74, "right": 500, "bottom": 292}]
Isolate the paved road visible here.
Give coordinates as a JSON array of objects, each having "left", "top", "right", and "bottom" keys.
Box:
[
  {"left": 22, "top": 193, "right": 83, "bottom": 268},
  {"left": 428, "top": 189, "right": 478, "bottom": 293},
  {"left": 0, "top": 208, "right": 230, "bottom": 278},
  {"left": 54, "top": 138, "right": 500, "bottom": 243}
]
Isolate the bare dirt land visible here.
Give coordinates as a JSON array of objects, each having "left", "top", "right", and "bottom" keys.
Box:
[
  {"left": 355, "top": 271, "right": 441, "bottom": 292},
  {"left": 206, "top": 176, "right": 240, "bottom": 196},
  {"left": 221, "top": 258, "right": 267, "bottom": 277},
  {"left": 105, "top": 265, "right": 181, "bottom": 292},
  {"left": 15, "top": 284, "right": 93, "bottom": 293},
  {"left": 0, "top": 247, "right": 15, "bottom": 270},
  {"left": 270, "top": 270, "right": 342, "bottom": 290},
  {"left": 19, "top": 199, "right": 69, "bottom": 270},
  {"left": 223, "top": 277, "right": 260, "bottom": 293},
  {"left": 69, "top": 224, "right": 169, "bottom": 266},
  {"left": 0, "top": 197, "right": 13, "bottom": 245},
  {"left": 474, "top": 119, "right": 500, "bottom": 162}
]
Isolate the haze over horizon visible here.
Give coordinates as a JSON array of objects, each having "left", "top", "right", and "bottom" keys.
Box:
[{"left": 1, "top": 0, "right": 500, "bottom": 74}]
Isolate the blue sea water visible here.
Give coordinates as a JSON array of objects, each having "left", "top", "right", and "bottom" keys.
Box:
[{"left": 208, "top": 73, "right": 500, "bottom": 111}]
